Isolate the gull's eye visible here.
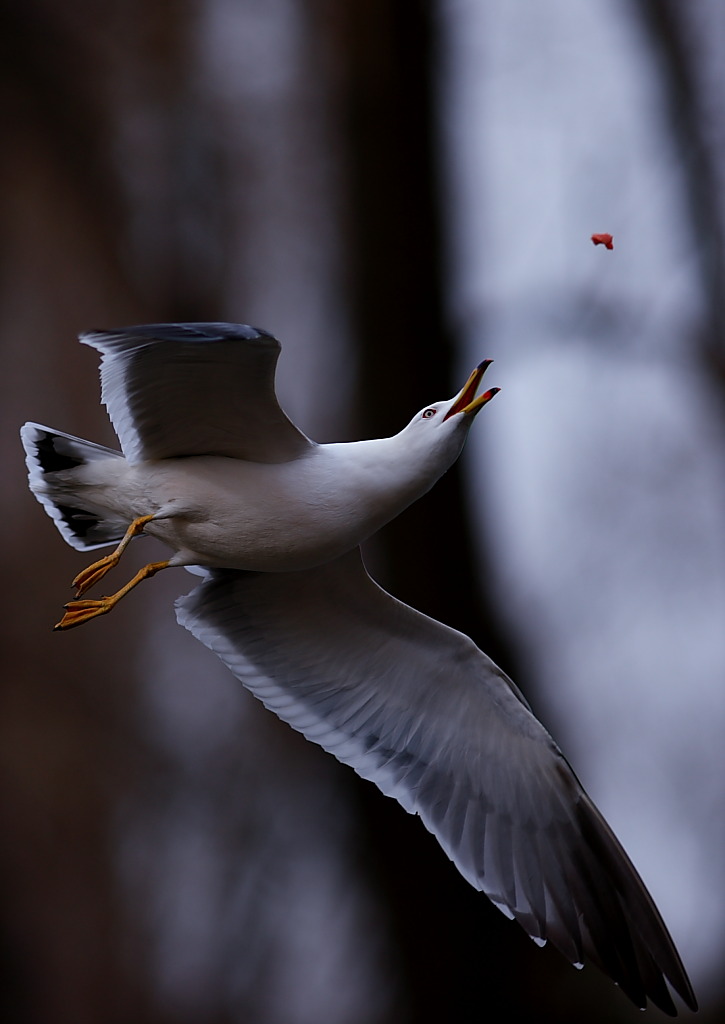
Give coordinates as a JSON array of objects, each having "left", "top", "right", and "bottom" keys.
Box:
[{"left": 421, "top": 408, "right": 437, "bottom": 419}]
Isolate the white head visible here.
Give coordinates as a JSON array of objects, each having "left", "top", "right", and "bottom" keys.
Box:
[
  {"left": 385, "top": 360, "right": 500, "bottom": 500},
  {"left": 401, "top": 358, "right": 499, "bottom": 450},
  {"left": 343, "top": 361, "right": 499, "bottom": 534}
]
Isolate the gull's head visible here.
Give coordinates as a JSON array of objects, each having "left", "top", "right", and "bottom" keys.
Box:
[
  {"left": 404, "top": 359, "right": 499, "bottom": 438},
  {"left": 395, "top": 360, "right": 499, "bottom": 477}
]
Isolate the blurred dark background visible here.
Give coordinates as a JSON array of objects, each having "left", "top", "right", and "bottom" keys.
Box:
[{"left": 1, "top": 1, "right": 723, "bottom": 1022}]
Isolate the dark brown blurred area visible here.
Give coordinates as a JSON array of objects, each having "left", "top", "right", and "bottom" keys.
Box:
[
  {"left": 0, "top": 3, "right": 507, "bottom": 1022},
  {"left": 1, "top": 2, "right": 721, "bottom": 1022}
]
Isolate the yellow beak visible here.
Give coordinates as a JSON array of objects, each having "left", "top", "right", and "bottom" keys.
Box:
[{"left": 443, "top": 360, "right": 499, "bottom": 421}]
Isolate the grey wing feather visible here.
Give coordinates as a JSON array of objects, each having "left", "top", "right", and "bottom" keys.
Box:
[
  {"left": 175, "top": 548, "right": 696, "bottom": 1016},
  {"left": 81, "top": 322, "right": 313, "bottom": 463}
]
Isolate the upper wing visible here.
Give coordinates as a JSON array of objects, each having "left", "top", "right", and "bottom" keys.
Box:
[
  {"left": 81, "top": 322, "right": 314, "bottom": 463},
  {"left": 175, "top": 549, "right": 696, "bottom": 1016}
]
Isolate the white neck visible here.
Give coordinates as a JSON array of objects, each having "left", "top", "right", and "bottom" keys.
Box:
[{"left": 321, "top": 423, "right": 468, "bottom": 536}]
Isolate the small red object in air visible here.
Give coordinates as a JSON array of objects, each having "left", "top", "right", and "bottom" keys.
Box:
[{"left": 591, "top": 233, "right": 614, "bottom": 250}]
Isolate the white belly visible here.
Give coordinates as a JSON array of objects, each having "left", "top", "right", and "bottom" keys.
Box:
[{"left": 81, "top": 452, "right": 385, "bottom": 572}]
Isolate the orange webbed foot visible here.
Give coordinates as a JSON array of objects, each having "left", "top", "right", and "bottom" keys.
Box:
[
  {"left": 72, "top": 555, "right": 120, "bottom": 596},
  {"left": 71, "top": 514, "right": 157, "bottom": 596},
  {"left": 54, "top": 598, "right": 114, "bottom": 631},
  {"left": 54, "top": 558, "right": 171, "bottom": 631}
]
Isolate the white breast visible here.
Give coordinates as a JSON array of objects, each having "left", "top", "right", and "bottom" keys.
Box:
[{"left": 123, "top": 440, "right": 435, "bottom": 572}]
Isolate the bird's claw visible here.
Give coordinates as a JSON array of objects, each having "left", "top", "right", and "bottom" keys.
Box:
[
  {"left": 71, "top": 515, "right": 156, "bottom": 596},
  {"left": 54, "top": 598, "right": 112, "bottom": 631},
  {"left": 72, "top": 556, "right": 118, "bottom": 596}
]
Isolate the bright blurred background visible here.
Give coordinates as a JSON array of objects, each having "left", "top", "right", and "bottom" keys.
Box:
[{"left": 1, "top": 2, "right": 723, "bottom": 1022}]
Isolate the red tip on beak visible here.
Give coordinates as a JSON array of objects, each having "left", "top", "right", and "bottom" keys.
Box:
[{"left": 444, "top": 361, "right": 499, "bottom": 420}]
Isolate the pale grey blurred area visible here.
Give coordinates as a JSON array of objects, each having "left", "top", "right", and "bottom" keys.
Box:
[{"left": 439, "top": 0, "right": 725, "bottom": 1003}]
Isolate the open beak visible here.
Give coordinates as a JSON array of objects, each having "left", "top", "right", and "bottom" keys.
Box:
[{"left": 443, "top": 360, "right": 500, "bottom": 420}]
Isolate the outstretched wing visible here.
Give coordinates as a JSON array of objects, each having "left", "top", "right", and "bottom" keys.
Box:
[
  {"left": 81, "top": 322, "right": 313, "bottom": 463},
  {"left": 176, "top": 548, "right": 696, "bottom": 1016}
]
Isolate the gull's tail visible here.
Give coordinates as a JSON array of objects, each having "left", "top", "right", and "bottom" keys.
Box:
[{"left": 20, "top": 423, "right": 127, "bottom": 551}]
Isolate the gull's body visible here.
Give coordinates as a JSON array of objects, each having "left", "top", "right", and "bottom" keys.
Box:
[
  {"left": 57, "top": 436, "right": 464, "bottom": 573},
  {"left": 21, "top": 322, "right": 696, "bottom": 1016}
]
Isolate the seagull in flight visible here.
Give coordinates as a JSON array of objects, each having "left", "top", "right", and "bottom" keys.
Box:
[{"left": 21, "top": 322, "right": 696, "bottom": 1015}]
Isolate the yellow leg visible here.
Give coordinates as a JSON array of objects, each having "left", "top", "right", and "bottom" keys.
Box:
[
  {"left": 72, "top": 514, "right": 157, "bottom": 596},
  {"left": 54, "top": 559, "right": 171, "bottom": 631}
]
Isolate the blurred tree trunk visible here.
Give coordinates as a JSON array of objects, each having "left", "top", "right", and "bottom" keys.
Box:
[
  {"left": 629, "top": 6, "right": 725, "bottom": 1022},
  {"left": 1, "top": 3, "right": 390, "bottom": 1023},
  {"left": 337, "top": 2, "right": 517, "bottom": 682},
  {"left": 334, "top": 4, "right": 550, "bottom": 1024},
  {"left": 0, "top": 8, "right": 157, "bottom": 1024},
  {"left": 631, "top": 0, "right": 725, "bottom": 385}
]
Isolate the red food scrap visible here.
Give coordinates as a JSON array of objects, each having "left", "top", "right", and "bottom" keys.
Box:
[{"left": 591, "top": 232, "right": 614, "bottom": 250}]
